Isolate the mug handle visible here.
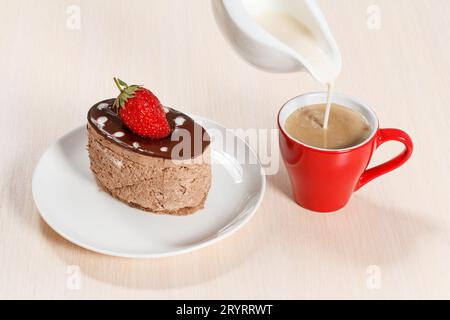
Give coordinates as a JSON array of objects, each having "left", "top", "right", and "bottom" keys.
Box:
[{"left": 355, "top": 128, "right": 413, "bottom": 191}]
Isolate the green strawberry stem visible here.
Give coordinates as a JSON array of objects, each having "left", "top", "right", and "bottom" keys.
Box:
[
  {"left": 113, "top": 77, "right": 141, "bottom": 113},
  {"left": 113, "top": 77, "right": 124, "bottom": 92}
]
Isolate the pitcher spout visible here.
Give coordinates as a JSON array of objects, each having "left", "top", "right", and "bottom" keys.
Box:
[{"left": 212, "top": 0, "right": 342, "bottom": 82}]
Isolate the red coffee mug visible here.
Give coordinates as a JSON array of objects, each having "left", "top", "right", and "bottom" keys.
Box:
[{"left": 278, "top": 92, "right": 413, "bottom": 213}]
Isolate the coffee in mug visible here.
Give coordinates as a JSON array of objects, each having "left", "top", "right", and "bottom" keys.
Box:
[{"left": 285, "top": 104, "right": 371, "bottom": 149}]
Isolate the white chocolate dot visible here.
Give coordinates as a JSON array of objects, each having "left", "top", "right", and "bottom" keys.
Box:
[
  {"left": 132, "top": 142, "right": 140, "bottom": 148},
  {"left": 160, "top": 147, "right": 168, "bottom": 152},
  {"left": 97, "top": 103, "right": 109, "bottom": 110},
  {"left": 96, "top": 116, "right": 108, "bottom": 126},
  {"left": 164, "top": 107, "right": 169, "bottom": 113},
  {"left": 174, "top": 116, "right": 186, "bottom": 126},
  {"left": 113, "top": 132, "right": 125, "bottom": 138}
]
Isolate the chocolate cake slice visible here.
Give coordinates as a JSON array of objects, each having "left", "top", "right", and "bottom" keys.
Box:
[{"left": 87, "top": 99, "right": 211, "bottom": 215}]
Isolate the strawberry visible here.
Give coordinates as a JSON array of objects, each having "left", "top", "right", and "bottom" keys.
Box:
[{"left": 113, "top": 78, "right": 171, "bottom": 139}]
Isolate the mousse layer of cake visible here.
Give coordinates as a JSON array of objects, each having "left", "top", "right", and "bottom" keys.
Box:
[{"left": 87, "top": 100, "right": 211, "bottom": 215}]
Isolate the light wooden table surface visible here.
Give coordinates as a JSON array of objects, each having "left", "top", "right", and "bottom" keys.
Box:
[{"left": 1, "top": 0, "right": 450, "bottom": 300}]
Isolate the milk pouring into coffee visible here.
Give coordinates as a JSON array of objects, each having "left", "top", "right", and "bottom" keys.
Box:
[
  {"left": 212, "top": 0, "right": 343, "bottom": 136},
  {"left": 213, "top": 1, "right": 413, "bottom": 212},
  {"left": 254, "top": 10, "right": 339, "bottom": 129}
]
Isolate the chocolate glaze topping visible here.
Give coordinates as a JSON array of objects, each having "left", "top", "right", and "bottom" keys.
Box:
[{"left": 88, "top": 99, "right": 210, "bottom": 160}]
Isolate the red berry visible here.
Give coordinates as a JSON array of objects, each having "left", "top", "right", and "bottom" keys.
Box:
[{"left": 113, "top": 78, "right": 171, "bottom": 139}]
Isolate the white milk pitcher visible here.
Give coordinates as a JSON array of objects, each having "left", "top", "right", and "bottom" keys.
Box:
[{"left": 212, "top": 0, "right": 342, "bottom": 83}]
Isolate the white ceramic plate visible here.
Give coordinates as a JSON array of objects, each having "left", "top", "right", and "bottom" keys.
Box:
[{"left": 32, "top": 116, "right": 266, "bottom": 258}]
